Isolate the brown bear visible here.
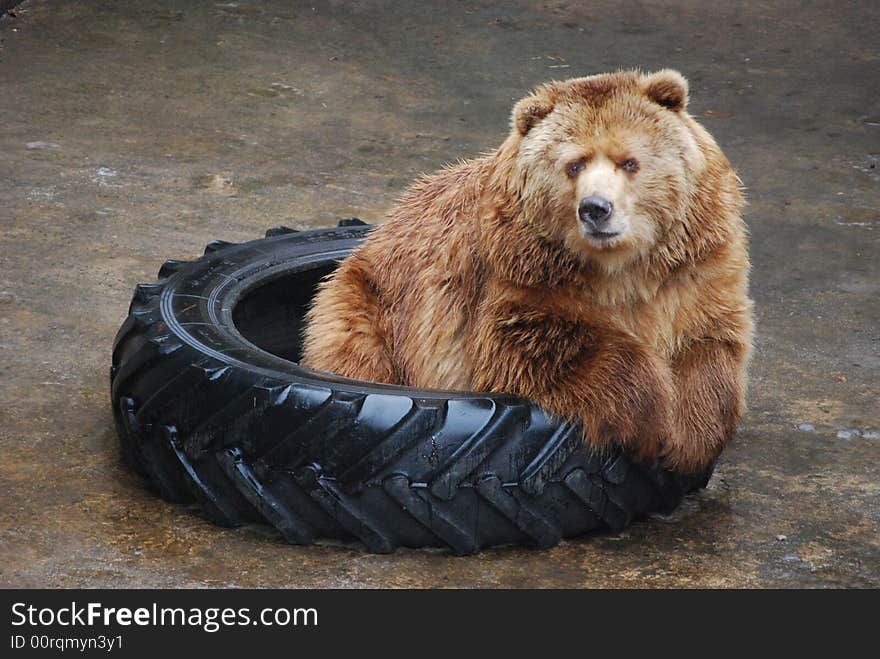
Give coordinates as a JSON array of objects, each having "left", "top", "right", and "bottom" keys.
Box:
[{"left": 301, "top": 69, "right": 753, "bottom": 473}]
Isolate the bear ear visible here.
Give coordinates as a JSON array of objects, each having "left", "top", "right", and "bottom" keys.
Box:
[
  {"left": 643, "top": 69, "right": 689, "bottom": 112},
  {"left": 511, "top": 91, "right": 555, "bottom": 136}
]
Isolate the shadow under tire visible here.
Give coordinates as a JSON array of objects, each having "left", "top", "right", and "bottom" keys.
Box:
[{"left": 110, "top": 221, "right": 712, "bottom": 554}]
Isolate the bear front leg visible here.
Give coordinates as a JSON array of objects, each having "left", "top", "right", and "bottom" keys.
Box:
[
  {"left": 662, "top": 338, "right": 748, "bottom": 473},
  {"left": 469, "top": 302, "right": 676, "bottom": 465}
]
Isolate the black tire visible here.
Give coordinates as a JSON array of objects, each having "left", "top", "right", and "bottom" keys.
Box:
[{"left": 111, "top": 220, "right": 712, "bottom": 554}]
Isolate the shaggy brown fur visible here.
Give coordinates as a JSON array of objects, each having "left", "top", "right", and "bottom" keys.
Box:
[{"left": 301, "top": 70, "right": 753, "bottom": 473}]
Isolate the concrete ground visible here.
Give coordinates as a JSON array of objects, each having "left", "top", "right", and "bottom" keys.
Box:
[{"left": 1, "top": 0, "right": 877, "bottom": 588}]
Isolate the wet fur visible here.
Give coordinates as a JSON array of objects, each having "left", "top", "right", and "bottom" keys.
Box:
[{"left": 301, "top": 70, "right": 753, "bottom": 473}]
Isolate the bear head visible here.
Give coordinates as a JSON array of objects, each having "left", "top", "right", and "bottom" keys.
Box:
[{"left": 494, "top": 69, "right": 738, "bottom": 278}]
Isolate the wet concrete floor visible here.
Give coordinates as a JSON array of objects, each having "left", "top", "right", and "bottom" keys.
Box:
[{"left": 0, "top": 1, "right": 878, "bottom": 587}]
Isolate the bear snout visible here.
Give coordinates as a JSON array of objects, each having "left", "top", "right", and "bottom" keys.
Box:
[{"left": 578, "top": 195, "right": 614, "bottom": 230}]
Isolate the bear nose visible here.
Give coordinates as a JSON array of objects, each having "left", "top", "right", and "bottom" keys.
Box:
[{"left": 578, "top": 196, "right": 614, "bottom": 228}]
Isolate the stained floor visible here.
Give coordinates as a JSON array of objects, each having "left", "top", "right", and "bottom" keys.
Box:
[{"left": 0, "top": 0, "right": 878, "bottom": 587}]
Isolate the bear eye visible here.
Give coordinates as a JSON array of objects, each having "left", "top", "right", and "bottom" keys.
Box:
[
  {"left": 565, "top": 158, "right": 586, "bottom": 177},
  {"left": 619, "top": 158, "right": 639, "bottom": 173}
]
